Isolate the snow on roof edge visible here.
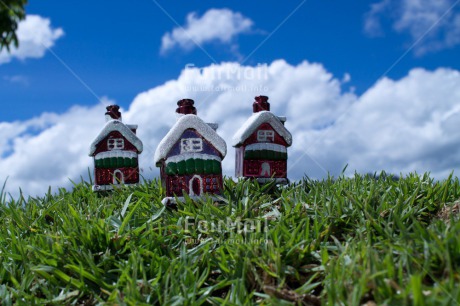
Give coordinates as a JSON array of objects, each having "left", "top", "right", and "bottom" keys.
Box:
[
  {"left": 154, "top": 115, "right": 227, "bottom": 163},
  {"left": 89, "top": 120, "right": 143, "bottom": 156},
  {"left": 232, "top": 111, "right": 292, "bottom": 147}
]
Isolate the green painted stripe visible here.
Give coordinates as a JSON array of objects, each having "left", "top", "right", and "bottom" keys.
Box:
[
  {"left": 177, "top": 160, "right": 186, "bottom": 175},
  {"left": 195, "top": 159, "right": 204, "bottom": 173},
  {"left": 204, "top": 160, "right": 213, "bottom": 174},
  {"left": 244, "top": 150, "right": 287, "bottom": 160},
  {"left": 165, "top": 158, "right": 222, "bottom": 175},
  {"left": 212, "top": 160, "right": 221, "bottom": 173},
  {"left": 95, "top": 157, "right": 138, "bottom": 169}
]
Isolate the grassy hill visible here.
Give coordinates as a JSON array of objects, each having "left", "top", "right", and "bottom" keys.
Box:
[{"left": 0, "top": 173, "right": 459, "bottom": 305}]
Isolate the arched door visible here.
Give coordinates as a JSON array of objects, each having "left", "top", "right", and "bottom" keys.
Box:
[
  {"left": 113, "top": 169, "right": 124, "bottom": 184},
  {"left": 189, "top": 175, "right": 203, "bottom": 196},
  {"left": 260, "top": 162, "right": 271, "bottom": 177}
]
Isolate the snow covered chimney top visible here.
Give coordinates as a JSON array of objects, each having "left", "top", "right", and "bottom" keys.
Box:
[
  {"left": 105, "top": 105, "right": 122, "bottom": 122},
  {"left": 253, "top": 95, "right": 270, "bottom": 113},
  {"left": 176, "top": 99, "right": 197, "bottom": 115}
]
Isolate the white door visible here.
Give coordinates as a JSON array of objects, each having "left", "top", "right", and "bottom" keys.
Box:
[
  {"left": 113, "top": 169, "right": 124, "bottom": 184},
  {"left": 260, "top": 162, "right": 271, "bottom": 177},
  {"left": 189, "top": 175, "right": 203, "bottom": 196}
]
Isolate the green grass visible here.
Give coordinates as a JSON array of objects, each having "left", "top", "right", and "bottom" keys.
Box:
[{"left": 0, "top": 173, "right": 459, "bottom": 305}]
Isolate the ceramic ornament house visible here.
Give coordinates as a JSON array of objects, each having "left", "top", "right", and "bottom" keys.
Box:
[
  {"left": 154, "top": 99, "right": 227, "bottom": 205},
  {"left": 232, "top": 96, "right": 292, "bottom": 184},
  {"left": 89, "top": 105, "right": 143, "bottom": 191}
]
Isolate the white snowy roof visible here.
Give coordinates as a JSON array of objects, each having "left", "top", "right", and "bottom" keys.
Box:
[
  {"left": 166, "top": 152, "right": 221, "bottom": 164},
  {"left": 232, "top": 111, "right": 292, "bottom": 147},
  {"left": 95, "top": 150, "right": 138, "bottom": 159},
  {"left": 154, "top": 114, "right": 227, "bottom": 163},
  {"left": 89, "top": 120, "right": 143, "bottom": 156},
  {"left": 246, "top": 143, "right": 287, "bottom": 153}
]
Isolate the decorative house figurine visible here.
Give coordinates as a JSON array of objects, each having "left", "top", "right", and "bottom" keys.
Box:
[
  {"left": 154, "top": 99, "right": 227, "bottom": 205},
  {"left": 89, "top": 105, "right": 143, "bottom": 191},
  {"left": 232, "top": 96, "right": 292, "bottom": 184}
]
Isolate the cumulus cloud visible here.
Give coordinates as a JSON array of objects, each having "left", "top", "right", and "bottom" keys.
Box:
[
  {"left": 0, "top": 102, "right": 110, "bottom": 199},
  {"left": 0, "top": 15, "right": 64, "bottom": 64},
  {"left": 305, "top": 67, "right": 460, "bottom": 178},
  {"left": 2, "top": 60, "right": 460, "bottom": 199},
  {"left": 160, "top": 8, "right": 253, "bottom": 54},
  {"left": 364, "top": 0, "right": 460, "bottom": 54}
]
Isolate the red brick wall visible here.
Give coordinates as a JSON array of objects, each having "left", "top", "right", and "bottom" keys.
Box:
[
  {"left": 94, "top": 131, "right": 138, "bottom": 155},
  {"left": 243, "top": 160, "right": 287, "bottom": 178},
  {"left": 165, "top": 174, "right": 223, "bottom": 197},
  {"left": 95, "top": 167, "right": 139, "bottom": 185},
  {"left": 242, "top": 123, "right": 288, "bottom": 147}
]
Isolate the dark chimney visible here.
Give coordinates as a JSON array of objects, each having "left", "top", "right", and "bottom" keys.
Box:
[
  {"left": 105, "top": 105, "right": 122, "bottom": 121},
  {"left": 253, "top": 95, "right": 270, "bottom": 113},
  {"left": 176, "top": 99, "right": 197, "bottom": 115}
]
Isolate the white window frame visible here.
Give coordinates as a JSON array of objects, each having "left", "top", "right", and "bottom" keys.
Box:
[
  {"left": 180, "top": 138, "right": 203, "bottom": 153},
  {"left": 108, "top": 138, "right": 124, "bottom": 150},
  {"left": 257, "top": 130, "right": 275, "bottom": 142}
]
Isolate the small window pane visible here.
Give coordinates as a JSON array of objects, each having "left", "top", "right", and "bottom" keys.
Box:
[
  {"left": 181, "top": 138, "right": 203, "bottom": 153},
  {"left": 108, "top": 138, "right": 124, "bottom": 150},
  {"left": 257, "top": 130, "right": 274, "bottom": 142}
]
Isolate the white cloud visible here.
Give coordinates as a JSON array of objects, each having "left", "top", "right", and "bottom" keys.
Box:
[
  {"left": 160, "top": 8, "right": 253, "bottom": 54},
  {"left": 305, "top": 67, "right": 460, "bottom": 178},
  {"left": 0, "top": 105, "right": 100, "bottom": 198},
  {"left": 364, "top": 0, "right": 391, "bottom": 36},
  {"left": 0, "top": 15, "right": 64, "bottom": 64},
  {"left": 3, "top": 75, "right": 29, "bottom": 85},
  {"left": 364, "top": 0, "right": 460, "bottom": 54},
  {"left": 2, "top": 60, "right": 460, "bottom": 199}
]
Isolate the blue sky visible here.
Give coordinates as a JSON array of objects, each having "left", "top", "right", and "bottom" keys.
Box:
[
  {"left": 3, "top": 0, "right": 459, "bottom": 121},
  {"left": 1, "top": 0, "right": 460, "bottom": 197}
]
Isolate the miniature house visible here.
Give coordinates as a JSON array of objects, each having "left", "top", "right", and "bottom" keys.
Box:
[
  {"left": 89, "top": 105, "right": 143, "bottom": 191},
  {"left": 232, "top": 96, "right": 292, "bottom": 184},
  {"left": 154, "top": 99, "right": 227, "bottom": 205}
]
